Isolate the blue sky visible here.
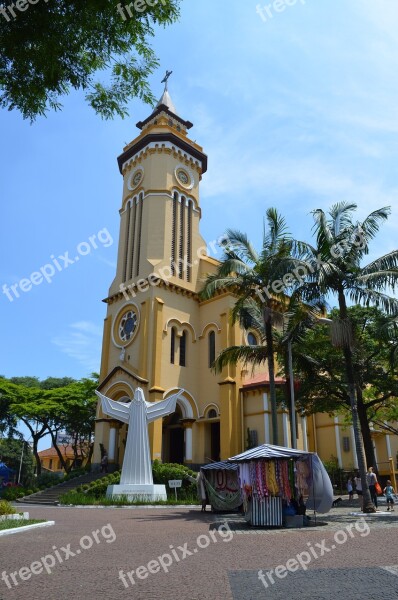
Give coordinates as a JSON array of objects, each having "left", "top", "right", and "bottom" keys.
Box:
[{"left": 1, "top": 0, "right": 398, "bottom": 389}]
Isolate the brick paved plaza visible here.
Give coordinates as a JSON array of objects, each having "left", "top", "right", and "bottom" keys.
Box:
[{"left": 1, "top": 502, "right": 397, "bottom": 599}]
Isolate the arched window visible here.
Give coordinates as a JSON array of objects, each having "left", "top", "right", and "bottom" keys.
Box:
[
  {"left": 248, "top": 332, "right": 257, "bottom": 346},
  {"left": 179, "top": 331, "right": 187, "bottom": 367},
  {"left": 208, "top": 408, "right": 217, "bottom": 419},
  {"left": 170, "top": 328, "right": 176, "bottom": 364},
  {"left": 208, "top": 330, "right": 216, "bottom": 368}
]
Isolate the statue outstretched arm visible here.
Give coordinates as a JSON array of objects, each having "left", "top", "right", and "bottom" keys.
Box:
[
  {"left": 95, "top": 391, "right": 130, "bottom": 424},
  {"left": 145, "top": 390, "right": 185, "bottom": 423}
]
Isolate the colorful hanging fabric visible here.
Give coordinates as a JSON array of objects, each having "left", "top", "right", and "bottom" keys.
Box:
[
  {"left": 261, "top": 461, "right": 269, "bottom": 497},
  {"left": 266, "top": 461, "right": 278, "bottom": 495},
  {"left": 280, "top": 460, "right": 292, "bottom": 500},
  {"left": 249, "top": 461, "right": 257, "bottom": 496},
  {"left": 295, "top": 457, "right": 312, "bottom": 495}
]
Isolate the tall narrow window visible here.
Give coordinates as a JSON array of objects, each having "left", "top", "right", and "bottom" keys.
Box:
[
  {"left": 248, "top": 332, "right": 257, "bottom": 346},
  {"left": 129, "top": 197, "right": 137, "bottom": 280},
  {"left": 123, "top": 202, "right": 131, "bottom": 282},
  {"left": 208, "top": 330, "right": 216, "bottom": 368},
  {"left": 179, "top": 331, "right": 187, "bottom": 366},
  {"left": 179, "top": 198, "right": 185, "bottom": 279},
  {"left": 171, "top": 192, "right": 178, "bottom": 275},
  {"left": 170, "top": 328, "right": 176, "bottom": 364},
  {"left": 135, "top": 193, "right": 143, "bottom": 277},
  {"left": 186, "top": 200, "right": 192, "bottom": 282}
]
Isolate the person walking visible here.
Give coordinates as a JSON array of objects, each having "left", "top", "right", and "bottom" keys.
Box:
[
  {"left": 367, "top": 466, "right": 378, "bottom": 508},
  {"left": 100, "top": 451, "right": 109, "bottom": 474},
  {"left": 384, "top": 480, "right": 396, "bottom": 512},
  {"left": 347, "top": 475, "right": 354, "bottom": 501},
  {"left": 354, "top": 472, "right": 363, "bottom": 511}
]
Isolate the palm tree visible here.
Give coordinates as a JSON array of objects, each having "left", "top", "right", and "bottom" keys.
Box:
[
  {"left": 292, "top": 202, "right": 398, "bottom": 512},
  {"left": 200, "top": 208, "right": 298, "bottom": 446}
]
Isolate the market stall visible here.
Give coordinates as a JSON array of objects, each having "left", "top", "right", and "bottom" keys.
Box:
[
  {"left": 227, "top": 444, "right": 333, "bottom": 527},
  {"left": 200, "top": 460, "right": 242, "bottom": 512}
]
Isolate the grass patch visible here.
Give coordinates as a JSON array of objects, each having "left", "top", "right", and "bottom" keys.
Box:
[
  {"left": 60, "top": 491, "right": 200, "bottom": 506},
  {"left": 0, "top": 500, "right": 16, "bottom": 515},
  {"left": 0, "top": 519, "right": 46, "bottom": 531}
]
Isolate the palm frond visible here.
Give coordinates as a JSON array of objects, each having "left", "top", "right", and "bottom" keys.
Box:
[
  {"left": 329, "top": 202, "right": 357, "bottom": 236},
  {"left": 263, "top": 207, "right": 290, "bottom": 251},
  {"left": 348, "top": 287, "right": 398, "bottom": 315},
  {"left": 199, "top": 275, "right": 239, "bottom": 300},
  {"left": 361, "top": 250, "right": 398, "bottom": 276},
  {"left": 358, "top": 207, "right": 391, "bottom": 244},
  {"left": 222, "top": 229, "right": 259, "bottom": 264},
  {"left": 231, "top": 298, "right": 264, "bottom": 334},
  {"left": 212, "top": 345, "right": 268, "bottom": 374},
  {"left": 312, "top": 208, "right": 334, "bottom": 247},
  {"left": 356, "top": 269, "right": 398, "bottom": 290}
]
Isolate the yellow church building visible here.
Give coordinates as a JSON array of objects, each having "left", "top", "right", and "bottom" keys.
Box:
[{"left": 93, "top": 82, "right": 398, "bottom": 479}]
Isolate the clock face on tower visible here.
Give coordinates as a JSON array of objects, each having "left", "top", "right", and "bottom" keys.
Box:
[
  {"left": 174, "top": 165, "right": 194, "bottom": 190},
  {"left": 127, "top": 168, "right": 144, "bottom": 191}
]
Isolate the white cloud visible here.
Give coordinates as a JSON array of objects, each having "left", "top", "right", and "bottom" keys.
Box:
[{"left": 52, "top": 321, "right": 102, "bottom": 373}]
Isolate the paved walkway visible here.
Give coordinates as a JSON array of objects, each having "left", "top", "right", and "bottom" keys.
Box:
[{"left": 1, "top": 501, "right": 397, "bottom": 599}]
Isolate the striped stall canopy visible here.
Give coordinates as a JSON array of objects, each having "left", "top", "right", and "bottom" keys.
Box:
[
  {"left": 201, "top": 460, "right": 239, "bottom": 471},
  {"left": 228, "top": 444, "right": 312, "bottom": 461}
]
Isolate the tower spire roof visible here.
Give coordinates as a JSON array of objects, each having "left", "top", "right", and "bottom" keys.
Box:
[
  {"left": 156, "top": 70, "right": 177, "bottom": 115},
  {"left": 135, "top": 70, "right": 193, "bottom": 132}
]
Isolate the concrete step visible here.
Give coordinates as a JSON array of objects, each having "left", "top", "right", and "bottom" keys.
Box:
[{"left": 17, "top": 471, "right": 108, "bottom": 505}]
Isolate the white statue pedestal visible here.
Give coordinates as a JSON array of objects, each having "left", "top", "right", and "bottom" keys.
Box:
[
  {"left": 106, "top": 484, "right": 168, "bottom": 502},
  {"left": 96, "top": 387, "right": 185, "bottom": 504}
]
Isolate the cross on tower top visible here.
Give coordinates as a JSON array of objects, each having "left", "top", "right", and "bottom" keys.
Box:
[{"left": 161, "top": 70, "right": 173, "bottom": 91}]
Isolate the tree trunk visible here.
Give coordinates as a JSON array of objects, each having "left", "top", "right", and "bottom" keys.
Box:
[
  {"left": 86, "top": 441, "right": 94, "bottom": 466},
  {"left": 48, "top": 429, "right": 70, "bottom": 473},
  {"left": 356, "top": 388, "right": 377, "bottom": 470},
  {"left": 338, "top": 291, "right": 375, "bottom": 513},
  {"left": 264, "top": 306, "right": 278, "bottom": 445},
  {"left": 32, "top": 438, "right": 41, "bottom": 477},
  {"left": 72, "top": 432, "right": 79, "bottom": 468}
]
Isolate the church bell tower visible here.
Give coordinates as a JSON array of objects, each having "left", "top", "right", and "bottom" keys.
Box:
[{"left": 93, "top": 75, "right": 221, "bottom": 470}]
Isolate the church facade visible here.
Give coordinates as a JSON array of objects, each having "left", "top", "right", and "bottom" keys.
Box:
[{"left": 93, "top": 85, "right": 398, "bottom": 477}]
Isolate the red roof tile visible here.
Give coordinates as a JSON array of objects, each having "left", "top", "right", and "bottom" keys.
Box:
[{"left": 242, "top": 373, "right": 285, "bottom": 388}]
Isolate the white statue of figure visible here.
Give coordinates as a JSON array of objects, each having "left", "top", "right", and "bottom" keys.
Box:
[{"left": 95, "top": 387, "right": 184, "bottom": 500}]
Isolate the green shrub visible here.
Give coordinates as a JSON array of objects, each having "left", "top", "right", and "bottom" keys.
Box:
[
  {"left": 0, "top": 500, "right": 16, "bottom": 515},
  {"left": 152, "top": 461, "right": 197, "bottom": 500},
  {"left": 36, "top": 473, "right": 62, "bottom": 487},
  {"left": 65, "top": 462, "right": 198, "bottom": 501},
  {"left": 63, "top": 466, "right": 91, "bottom": 481},
  {"left": 59, "top": 490, "right": 200, "bottom": 507},
  {"left": 1, "top": 487, "right": 26, "bottom": 501}
]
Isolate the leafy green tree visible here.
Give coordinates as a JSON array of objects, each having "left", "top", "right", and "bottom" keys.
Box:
[
  {"left": 0, "top": 437, "right": 34, "bottom": 486},
  {"left": 46, "top": 375, "right": 98, "bottom": 469},
  {"left": 292, "top": 203, "right": 398, "bottom": 512},
  {"left": 287, "top": 306, "right": 398, "bottom": 468},
  {"left": 0, "top": 375, "right": 98, "bottom": 474},
  {"left": 200, "top": 208, "right": 301, "bottom": 445},
  {"left": 0, "top": 379, "right": 49, "bottom": 476},
  {"left": 0, "top": 377, "right": 18, "bottom": 436},
  {"left": 0, "top": 0, "right": 180, "bottom": 120}
]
